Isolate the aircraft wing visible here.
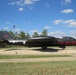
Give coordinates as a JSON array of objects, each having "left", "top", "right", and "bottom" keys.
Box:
[
  {"left": 8, "top": 39, "right": 28, "bottom": 45},
  {"left": 0, "top": 38, "right": 8, "bottom": 44}
]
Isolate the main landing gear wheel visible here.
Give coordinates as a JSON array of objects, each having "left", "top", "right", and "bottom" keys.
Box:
[
  {"left": 42, "top": 46, "right": 47, "bottom": 50},
  {"left": 60, "top": 46, "right": 66, "bottom": 50}
]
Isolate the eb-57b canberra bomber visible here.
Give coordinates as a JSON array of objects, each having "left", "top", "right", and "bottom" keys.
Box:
[{"left": 0, "top": 31, "right": 76, "bottom": 50}]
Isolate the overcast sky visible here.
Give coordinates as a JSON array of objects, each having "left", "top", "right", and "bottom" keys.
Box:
[{"left": 0, "top": 0, "right": 76, "bottom": 37}]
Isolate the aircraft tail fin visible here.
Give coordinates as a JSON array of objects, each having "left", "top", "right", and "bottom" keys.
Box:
[{"left": 0, "top": 31, "right": 13, "bottom": 40}]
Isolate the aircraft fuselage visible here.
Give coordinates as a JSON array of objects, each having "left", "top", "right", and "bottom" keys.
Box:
[{"left": 0, "top": 31, "right": 76, "bottom": 50}]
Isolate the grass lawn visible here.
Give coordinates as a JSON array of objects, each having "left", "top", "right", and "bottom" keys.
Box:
[
  {"left": 0, "top": 46, "right": 76, "bottom": 75},
  {"left": 0, "top": 61, "right": 76, "bottom": 75},
  {"left": 0, "top": 55, "right": 72, "bottom": 59}
]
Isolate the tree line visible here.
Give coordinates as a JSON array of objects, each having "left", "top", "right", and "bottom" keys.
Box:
[
  {"left": 0, "top": 29, "right": 48, "bottom": 48},
  {"left": 9, "top": 29, "right": 48, "bottom": 39}
]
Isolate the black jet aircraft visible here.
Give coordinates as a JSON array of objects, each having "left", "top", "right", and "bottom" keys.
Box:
[{"left": 0, "top": 31, "right": 76, "bottom": 50}]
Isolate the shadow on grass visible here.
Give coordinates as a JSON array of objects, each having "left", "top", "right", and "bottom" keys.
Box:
[
  {"left": 5, "top": 48, "right": 23, "bottom": 51},
  {"left": 32, "top": 47, "right": 61, "bottom": 52},
  {"left": 5, "top": 47, "right": 61, "bottom": 52}
]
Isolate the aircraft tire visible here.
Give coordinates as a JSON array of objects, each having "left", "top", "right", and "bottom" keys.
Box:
[
  {"left": 60, "top": 46, "right": 66, "bottom": 50},
  {"left": 42, "top": 46, "right": 47, "bottom": 50}
]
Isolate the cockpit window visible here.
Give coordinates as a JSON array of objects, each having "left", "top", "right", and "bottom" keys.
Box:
[{"left": 63, "top": 37, "right": 75, "bottom": 40}]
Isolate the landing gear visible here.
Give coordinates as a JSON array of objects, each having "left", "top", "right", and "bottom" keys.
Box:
[
  {"left": 42, "top": 46, "right": 47, "bottom": 50},
  {"left": 60, "top": 46, "right": 66, "bottom": 50}
]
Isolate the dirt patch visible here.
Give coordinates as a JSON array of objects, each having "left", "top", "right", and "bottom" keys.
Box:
[
  {"left": 0, "top": 47, "right": 76, "bottom": 62},
  {"left": 0, "top": 47, "right": 76, "bottom": 55},
  {"left": 0, "top": 57, "right": 76, "bottom": 63}
]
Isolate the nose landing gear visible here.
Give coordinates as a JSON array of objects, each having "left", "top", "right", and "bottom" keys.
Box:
[{"left": 42, "top": 46, "right": 47, "bottom": 50}]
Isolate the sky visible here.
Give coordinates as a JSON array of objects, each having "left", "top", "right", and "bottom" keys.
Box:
[{"left": 0, "top": 0, "right": 76, "bottom": 38}]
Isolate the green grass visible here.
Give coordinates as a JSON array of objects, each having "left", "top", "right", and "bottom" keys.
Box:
[
  {"left": 0, "top": 61, "right": 76, "bottom": 75},
  {"left": 0, "top": 55, "right": 72, "bottom": 59}
]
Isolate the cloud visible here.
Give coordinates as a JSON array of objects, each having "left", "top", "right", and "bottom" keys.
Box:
[
  {"left": 14, "top": 28, "right": 21, "bottom": 33},
  {"left": 53, "top": 19, "right": 76, "bottom": 27},
  {"left": 45, "top": 3, "right": 50, "bottom": 7},
  {"left": 44, "top": 26, "right": 51, "bottom": 29},
  {"left": 63, "top": 19, "right": 75, "bottom": 24},
  {"left": 69, "top": 21, "right": 76, "bottom": 27},
  {"left": 62, "top": 20, "right": 76, "bottom": 27},
  {"left": 70, "top": 30, "right": 76, "bottom": 38},
  {"left": 8, "top": 2, "right": 15, "bottom": 5},
  {"left": 31, "top": 30, "right": 38, "bottom": 33},
  {"left": 24, "top": 21, "right": 31, "bottom": 24},
  {"left": 48, "top": 31, "right": 66, "bottom": 37},
  {"left": 6, "top": 21, "right": 10, "bottom": 24},
  {"left": 9, "top": 0, "right": 39, "bottom": 6},
  {"left": 53, "top": 20, "right": 63, "bottom": 25},
  {"left": 30, "top": 30, "right": 42, "bottom": 36},
  {"left": 3, "top": 27, "right": 9, "bottom": 30},
  {"left": 27, "top": 5, "right": 34, "bottom": 10},
  {"left": 61, "top": 0, "right": 72, "bottom": 5},
  {"left": 18, "top": 7, "right": 24, "bottom": 11},
  {"left": 8, "top": 0, "right": 39, "bottom": 10},
  {"left": 61, "top": 9, "right": 74, "bottom": 14}
]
